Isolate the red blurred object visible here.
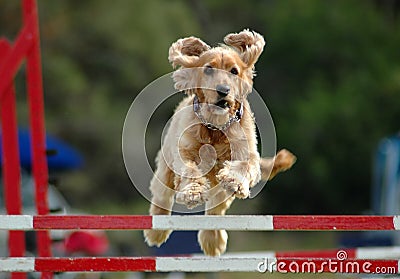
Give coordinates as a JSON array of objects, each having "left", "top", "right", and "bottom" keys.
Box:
[{"left": 64, "top": 231, "right": 109, "bottom": 256}]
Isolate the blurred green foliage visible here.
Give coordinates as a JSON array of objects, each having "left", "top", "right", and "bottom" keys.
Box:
[{"left": 1, "top": 0, "right": 399, "bottom": 214}]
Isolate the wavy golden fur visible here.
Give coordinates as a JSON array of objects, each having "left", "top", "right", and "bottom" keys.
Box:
[{"left": 144, "top": 29, "right": 296, "bottom": 256}]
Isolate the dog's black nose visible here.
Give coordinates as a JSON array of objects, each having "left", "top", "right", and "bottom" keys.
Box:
[{"left": 216, "top": 84, "right": 230, "bottom": 97}]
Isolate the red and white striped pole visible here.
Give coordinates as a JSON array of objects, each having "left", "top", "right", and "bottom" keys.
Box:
[
  {"left": 0, "top": 215, "right": 398, "bottom": 231},
  {"left": 0, "top": 256, "right": 398, "bottom": 274}
]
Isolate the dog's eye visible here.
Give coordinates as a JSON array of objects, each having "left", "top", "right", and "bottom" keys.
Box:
[
  {"left": 204, "top": 65, "right": 214, "bottom": 75},
  {"left": 230, "top": 67, "right": 239, "bottom": 75}
]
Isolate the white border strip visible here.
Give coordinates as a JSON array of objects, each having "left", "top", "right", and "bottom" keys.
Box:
[
  {"left": 0, "top": 258, "right": 34, "bottom": 272},
  {"left": 0, "top": 215, "right": 33, "bottom": 230},
  {"left": 153, "top": 215, "right": 274, "bottom": 230},
  {"left": 394, "top": 216, "right": 400, "bottom": 230},
  {"left": 156, "top": 256, "right": 271, "bottom": 272},
  {"left": 398, "top": 259, "right": 400, "bottom": 275}
]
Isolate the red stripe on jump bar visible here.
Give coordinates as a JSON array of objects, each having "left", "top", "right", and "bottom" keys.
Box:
[
  {"left": 33, "top": 215, "right": 153, "bottom": 230},
  {"left": 273, "top": 215, "right": 395, "bottom": 230},
  {"left": 35, "top": 257, "right": 156, "bottom": 272}
]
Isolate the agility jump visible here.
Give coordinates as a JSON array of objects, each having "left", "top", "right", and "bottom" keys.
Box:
[
  {"left": 0, "top": 214, "right": 399, "bottom": 231},
  {"left": 0, "top": 215, "right": 399, "bottom": 274},
  {"left": 1, "top": 0, "right": 399, "bottom": 276}
]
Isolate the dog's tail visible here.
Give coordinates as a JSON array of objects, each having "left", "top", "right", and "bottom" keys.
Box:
[{"left": 260, "top": 149, "right": 296, "bottom": 181}]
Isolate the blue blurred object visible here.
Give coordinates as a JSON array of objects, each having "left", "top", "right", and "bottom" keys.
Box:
[
  {"left": 339, "top": 132, "right": 400, "bottom": 248},
  {"left": 152, "top": 212, "right": 203, "bottom": 256},
  {"left": 371, "top": 133, "right": 400, "bottom": 216},
  {"left": 153, "top": 231, "right": 202, "bottom": 256},
  {"left": 0, "top": 128, "right": 83, "bottom": 171}
]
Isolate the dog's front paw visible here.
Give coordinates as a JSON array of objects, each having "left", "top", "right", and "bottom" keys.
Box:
[
  {"left": 144, "top": 229, "right": 172, "bottom": 247},
  {"left": 217, "top": 164, "right": 250, "bottom": 199},
  {"left": 175, "top": 182, "right": 209, "bottom": 209}
]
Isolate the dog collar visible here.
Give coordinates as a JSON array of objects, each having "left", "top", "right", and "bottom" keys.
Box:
[{"left": 193, "top": 95, "right": 243, "bottom": 131}]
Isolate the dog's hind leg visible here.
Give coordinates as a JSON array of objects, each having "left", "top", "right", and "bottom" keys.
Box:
[
  {"left": 144, "top": 154, "right": 176, "bottom": 247},
  {"left": 198, "top": 190, "right": 235, "bottom": 256},
  {"left": 260, "top": 149, "right": 296, "bottom": 181}
]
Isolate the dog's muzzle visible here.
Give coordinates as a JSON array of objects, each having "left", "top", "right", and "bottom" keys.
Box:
[{"left": 193, "top": 95, "right": 243, "bottom": 131}]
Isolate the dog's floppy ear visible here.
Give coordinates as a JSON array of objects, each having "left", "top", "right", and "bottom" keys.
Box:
[
  {"left": 224, "top": 29, "right": 265, "bottom": 68},
  {"left": 168, "top": 37, "right": 210, "bottom": 68}
]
